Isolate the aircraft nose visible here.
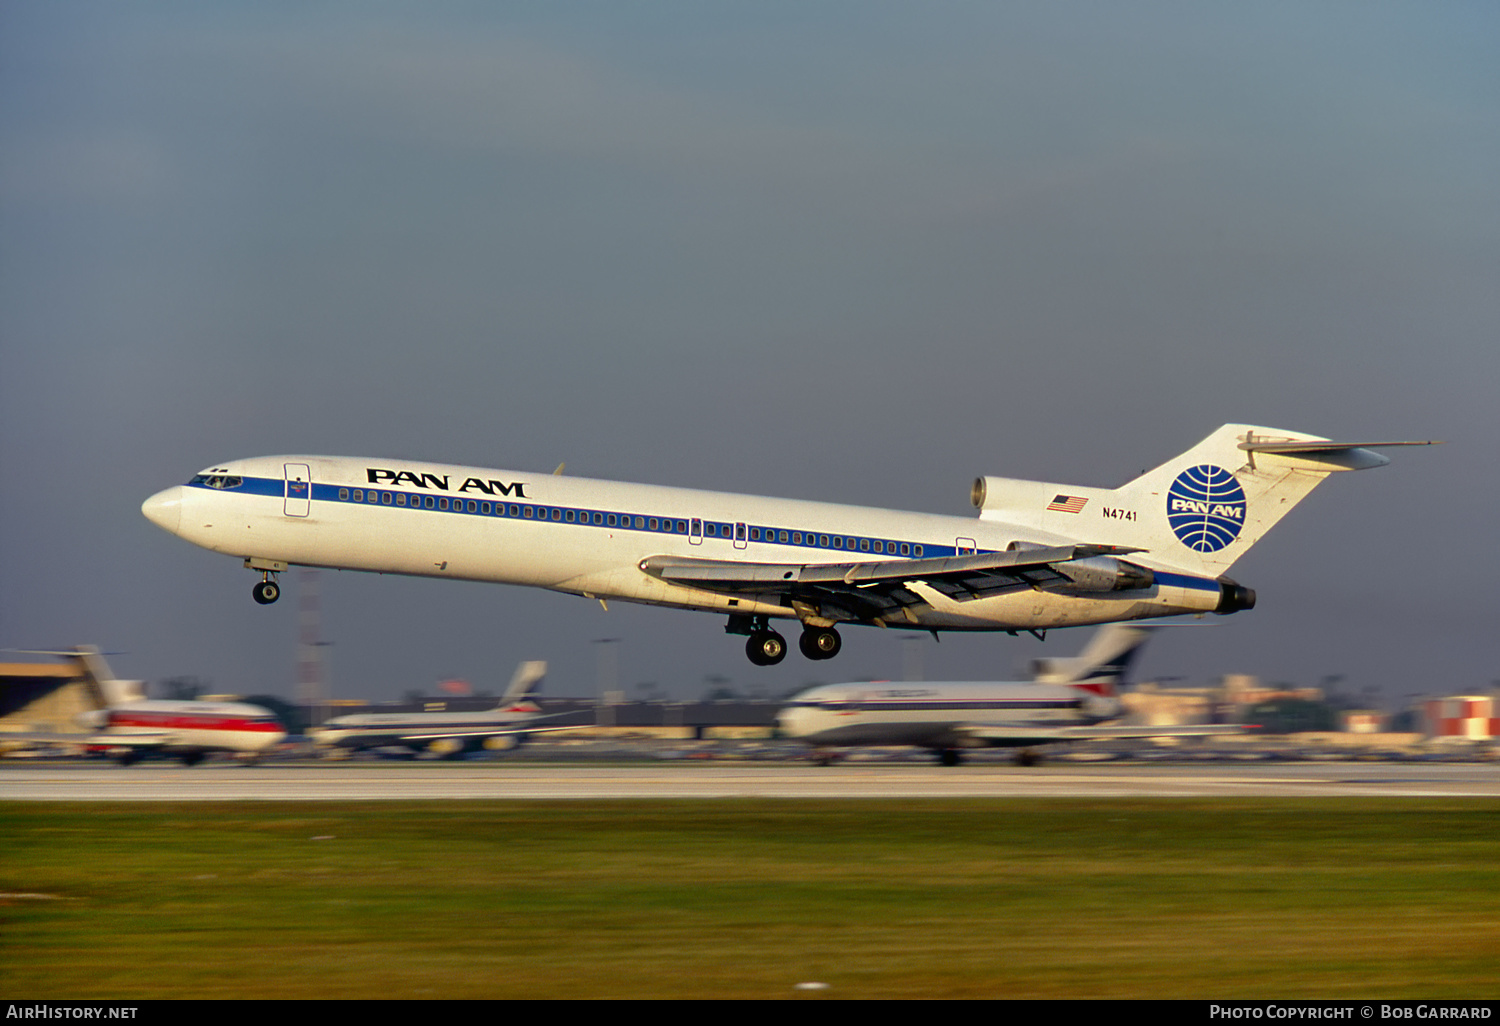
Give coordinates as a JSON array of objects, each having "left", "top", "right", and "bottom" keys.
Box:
[
  {"left": 141, "top": 486, "right": 184, "bottom": 535},
  {"left": 777, "top": 705, "right": 812, "bottom": 738}
]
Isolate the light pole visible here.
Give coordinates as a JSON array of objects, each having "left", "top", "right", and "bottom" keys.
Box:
[{"left": 593, "top": 637, "right": 620, "bottom": 728}]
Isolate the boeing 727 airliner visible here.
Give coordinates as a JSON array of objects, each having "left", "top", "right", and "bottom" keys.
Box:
[{"left": 141, "top": 425, "right": 1432, "bottom": 665}]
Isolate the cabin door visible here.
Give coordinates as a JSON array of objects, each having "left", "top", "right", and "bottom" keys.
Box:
[{"left": 284, "top": 463, "right": 311, "bottom": 517}]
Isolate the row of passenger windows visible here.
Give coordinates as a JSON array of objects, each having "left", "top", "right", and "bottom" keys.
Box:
[{"left": 333, "top": 487, "right": 925, "bottom": 557}]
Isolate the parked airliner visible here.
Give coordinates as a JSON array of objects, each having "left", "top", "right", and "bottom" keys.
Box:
[
  {"left": 140, "top": 425, "right": 1432, "bottom": 666},
  {"left": 314, "top": 660, "right": 582, "bottom": 757},
  {"left": 777, "top": 624, "right": 1235, "bottom": 765},
  {"left": 2, "top": 647, "right": 286, "bottom": 764}
]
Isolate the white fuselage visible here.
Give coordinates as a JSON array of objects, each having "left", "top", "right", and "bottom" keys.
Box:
[
  {"left": 142, "top": 455, "right": 1226, "bottom": 632},
  {"left": 777, "top": 681, "right": 1111, "bottom": 749},
  {"left": 315, "top": 707, "right": 542, "bottom": 751},
  {"left": 91, "top": 700, "right": 287, "bottom": 754}
]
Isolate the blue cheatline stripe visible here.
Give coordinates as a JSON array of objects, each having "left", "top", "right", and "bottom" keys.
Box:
[
  {"left": 184, "top": 476, "right": 1222, "bottom": 591},
  {"left": 1151, "top": 571, "right": 1223, "bottom": 594},
  {"left": 788, "top": 700, "right": 1079, "bottom": 712},
  {"left": 186, "top": 475, "right": 965, "bottom": 560}
]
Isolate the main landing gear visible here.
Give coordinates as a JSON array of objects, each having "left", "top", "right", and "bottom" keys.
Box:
[
  {"left": 745, "top": 630, "right": 787, "bottom": 666},
  {"left": 798, "top": 626, "right": 842, "bottom": 661},
  {"left": 729, "top": 615, "right": 842, "bottom": 666}
]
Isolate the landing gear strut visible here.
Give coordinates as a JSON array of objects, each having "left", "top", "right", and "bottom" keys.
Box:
[
  {"left": 728, "top": 615, "right": 789, "bottom": 666},
  {"left": 252, "top": 574, "right": 280, "bottom": 605}
]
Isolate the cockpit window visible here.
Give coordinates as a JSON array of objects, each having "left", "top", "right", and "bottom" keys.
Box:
[{"left": 190, "top": 474, "right": 243, "bottom": 490}]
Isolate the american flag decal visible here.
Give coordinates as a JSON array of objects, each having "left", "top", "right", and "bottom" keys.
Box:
[{"left": 1047, "top": 494, "right": 1087, "bottom": 514}]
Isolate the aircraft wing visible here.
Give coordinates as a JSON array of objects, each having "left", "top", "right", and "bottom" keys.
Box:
[
  {"left": 640, "top": 545, "right": 1147, "bottom": 623},
  {"left": 0, "top": 730, "right": 171, "bottom": 748},
  {"left": 390, "top": 723, "right": 589, "bottom": 742},
  {"left": 962, "top": 723, "right": 1248, "bottom": 742}
]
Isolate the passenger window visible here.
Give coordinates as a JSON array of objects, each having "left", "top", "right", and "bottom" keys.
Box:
[
  {"left": 339, "top": 488, "right": 349, "bottom": 501},
  {"left": 467, "top": 500, "right": 477, "bottom": 513},
  {"left": 913, "top": 544, "right": 923, "bottom": 557},
  {"left": 607, "top": 514, "right": 617, "bottom": 527},
  {"left": 425, "top": 496, "right": 435, "bottom": 509},
  {"left": 382, "top": 492, "right": 392, "bottom": 504},
  {"left": 396, "top": 494, "right": 406, "bottom": 506},
  {"left": 860, "top": 539, "right": 869, "bottom": 551},
  {"left": 353, "top": 489, "right": 363, "bottom": 502},
  {"left": 778, "top": 530, "right": 788, "bottom": 543},
  {"left": 509, "top": 505, "right": 520, "bottom": 516}
]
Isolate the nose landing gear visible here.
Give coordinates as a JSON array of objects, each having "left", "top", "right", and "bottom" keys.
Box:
[
  {"left": 244, "top": 558, "right": 287, "bottom": 605},
  {"left": 252, "top": 575, "right": 280, "bottom": 605}
]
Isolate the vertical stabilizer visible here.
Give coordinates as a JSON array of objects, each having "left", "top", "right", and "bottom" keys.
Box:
[
  {"left": 498, "top": 661, "right": 548, "bottom": 708},
  {"left": 1030, "top": 625, "right": 1155, "bottom": 696},
  {"left": 975, "top": 425, "right": 1435, "bottom": 577},
  {"left": 1105, "top": 425, "right": 1427, "bottom": 575}
]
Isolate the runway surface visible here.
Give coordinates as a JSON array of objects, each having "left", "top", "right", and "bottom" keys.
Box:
[{"left": 3, "top": 760, "right": 1498, "bottom": 800}]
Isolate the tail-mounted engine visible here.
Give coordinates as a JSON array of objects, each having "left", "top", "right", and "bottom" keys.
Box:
[
  {"left": 1215, "top": 578, "right": 1256, "bottom": 614},
  {"left": 1054, "top": 556, "right": 1156, "bottom": 594}
]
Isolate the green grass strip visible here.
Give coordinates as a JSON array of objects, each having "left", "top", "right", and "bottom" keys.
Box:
[{"left": 3, "top": 799, "right": 1497, "bottom": 999}]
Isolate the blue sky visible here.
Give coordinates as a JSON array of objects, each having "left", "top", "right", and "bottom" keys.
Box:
[{"left": 3, "top": 2, "right": 1495, "bottom": 703}]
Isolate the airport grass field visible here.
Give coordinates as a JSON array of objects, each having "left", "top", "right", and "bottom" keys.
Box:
[{"left": 3, "top": 798, "right": 1498, "bottom": 999}]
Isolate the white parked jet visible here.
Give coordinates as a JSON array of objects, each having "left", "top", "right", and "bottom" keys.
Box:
[
  {"left": 313, "top": 660, "right": 578, "bottom": 757},
  {"left": 777, "top": 624, "right": 1233, "bottom": 765},
  {"left": 1, "top": 647, "right": 286, "bottom": 765},
  {"left": 141, "top": 425, "right": 1431, "bottom": 666}
]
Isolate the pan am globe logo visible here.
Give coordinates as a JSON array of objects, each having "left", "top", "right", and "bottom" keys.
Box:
[{"left": 1167, "top": 465, "right": 1247, "bottom": 552}]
